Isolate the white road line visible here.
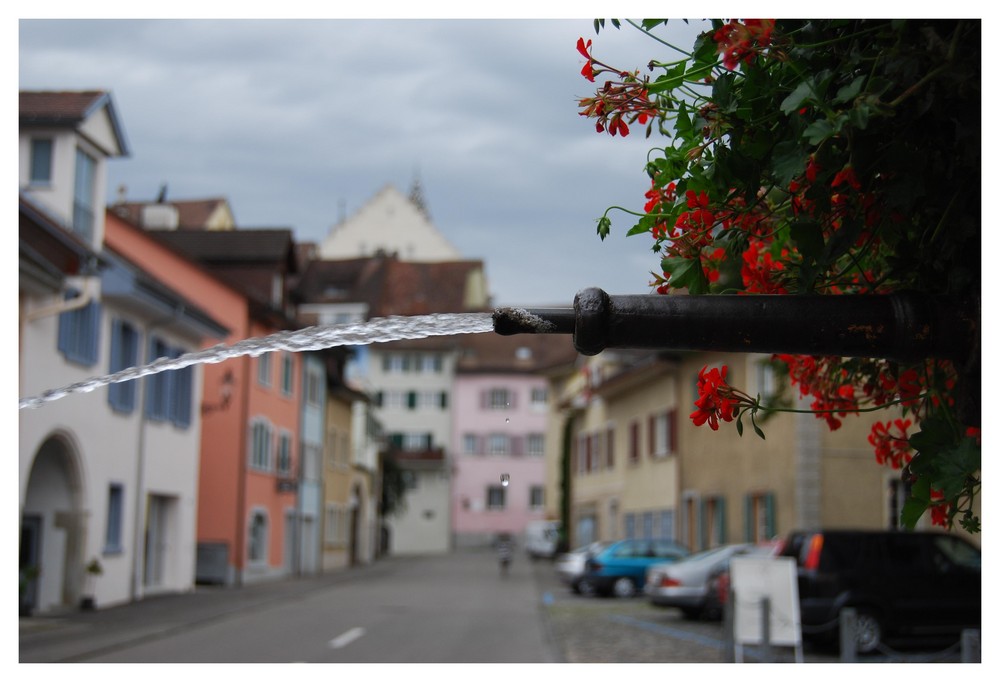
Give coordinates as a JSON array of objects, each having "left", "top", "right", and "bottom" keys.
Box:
[{"left": 328, "top": 626, "right": 366, "bottom": 649}]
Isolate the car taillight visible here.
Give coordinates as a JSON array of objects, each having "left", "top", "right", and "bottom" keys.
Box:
[
  {"left": 803, "top": 534, "right": 824, "bottom": 570},
  {"left": 589, "top": 561, "right": 602, "bottom": 572},
  {"left": 660, "top": 577, "right": 681, "bottom": 588}
]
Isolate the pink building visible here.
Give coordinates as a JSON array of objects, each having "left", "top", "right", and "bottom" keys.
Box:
[
  {"left": 104, "top": 209, "right": 302, "bottom": 584},
  {"left": 450, "top": 333, "right": 576, "bottom": 548}
]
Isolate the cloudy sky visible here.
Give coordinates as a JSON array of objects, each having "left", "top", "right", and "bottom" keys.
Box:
[{"left": 18, "top": 16, "right": 713, "bottom": 307}]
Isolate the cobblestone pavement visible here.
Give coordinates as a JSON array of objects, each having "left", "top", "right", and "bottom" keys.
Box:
[{"left": 529, "top": 558, "right": 970, "bottom": 664}]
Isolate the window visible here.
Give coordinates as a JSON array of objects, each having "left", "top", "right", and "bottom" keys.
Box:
[
  {"left": 257, "top": 353, "right": 272, "bottom": 387},
  {"left": 104, "top": 484, "right": 124, "bottom": 553},
  {"left": 108, "top": 318, "right": 140, "bottom": 412},
  {"left": 73, "top": 148, "right": 97, "bottom": 242},
  {"left": 29, "top": 138, "right": 53, "bottom": 184},
  {"left": 624, "top": 513, "right": 636, "bottom": 540},
  {"left": 487, "top": 485, "right": 506, "bottom": 510},
  {"left": 325, "top": 504, "right": 346, "bottom": 545},
  {"left": 628, "top": 420, "right": 640, "bottom": 464},
  {"left": 169, "top": 359, "right": 193, "bottom": 428},
  {"left": 745, "top": 492, "right": 776, "bottom": 542},
  {"left": 145, "top": 338, "right": 171, "bottom": 421},
  {"left": 756, "top": 359, "right": 779, "bottom": 407},
  {"left": 649, "top": 410, "right": 677, "bottom": 458},
  {"left": 420, "top": 353, "right": 443, "bottom": 373},
  {"left": 659, "top": 510, "right": 676, "bottom": 541},
  {"left": 887, "top": 478, "right": 912, "bottom": 530},
  {"left": 57, "top": 298, "right": 101, "bottom": 366},
  {"left": 527, "top": 433, "right": 545, "bottom": 457},
  {"left": 250, "top": 420, "right": 273, "bottom": 471},
  {"left": 277, "top": 431, "right": 293, "bottom": 476},
  {"left": 487, "top": 433, "right": 509, "bottom": 455},
  {"left": 388, "top": 432, "right": 433, "bottom": 451},
  {"left": 606, "top": 426, "right": 615, "bottom": 469},
  {"left": 530, "top": 387, "right": 548, "bottom": 408},
  {"left": 529, "top": 486, "right": 545, "bottom": 510},
  {"left": 485, "top": 388, "right": 512, "bottom": 410},
  {"left": 305, "top": 367, "right": 322, "bottom": 406},
  {"left": 702, "top": 496, "right": 726, "bottom": 547},
  {"left": 248, "top": 510, "right": 268, "bottom": 563},
  {"left": 281, "top": 353, "right": 294, "bottom": 396},
  {"left": 463, "top": 434, "right": 479, "bottom": 455}
]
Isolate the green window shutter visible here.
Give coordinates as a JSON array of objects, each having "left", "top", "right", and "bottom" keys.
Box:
[
  {"left": 718, "top": 497, "right": 727, "bottom": 544},
  {"left": 764, "top": 493, "right": 776, "bottom": 539},
  {"left": 744, "top": 495, "right": 753, "bottom": 542},
  {"left": 407, "top": 391, "right": 417, "bottom": 409}
]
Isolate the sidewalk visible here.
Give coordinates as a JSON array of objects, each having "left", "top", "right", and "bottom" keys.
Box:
[{"left": 19, "top": 558, "right": 404, "bottom": 663}]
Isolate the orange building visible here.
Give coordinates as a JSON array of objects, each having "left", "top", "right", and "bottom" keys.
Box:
[{"left": 104, "top": 208, "right": 303, "bottom": 584}]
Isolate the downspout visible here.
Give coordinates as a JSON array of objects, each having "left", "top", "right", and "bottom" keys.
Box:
[
  {"left": 25, "top": 275, "right": 96, "bottom": 322},
  {"left": 234, "top": 352, "right": 251, "bottom": 587},
  {"left": 131, "top": 306, "right": 186, "bottom": 602}
]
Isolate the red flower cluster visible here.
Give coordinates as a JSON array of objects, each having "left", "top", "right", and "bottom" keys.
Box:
[
  {"left": 690, "top": 365, "right": 742, "bottom": 430},
  {"left": 576, "top": 37, "right": 658, "bottom": 137},
  {"left": 868, "top": 418, "right": 913, "bottom": 469},
  {"left": 741, "top": 241, "right": 788, "bottom": 294},
  {"left": 713, "top": 19, "right": 775, "bottom": 70}
]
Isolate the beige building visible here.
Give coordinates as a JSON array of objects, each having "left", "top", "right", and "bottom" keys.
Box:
[{"left": 547, "top": 347, "right": 971, "bottom": 553}]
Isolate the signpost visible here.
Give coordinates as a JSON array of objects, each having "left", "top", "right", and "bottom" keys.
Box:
[{"left": 730, "top": 556, "right": 802, "bottom": 663}]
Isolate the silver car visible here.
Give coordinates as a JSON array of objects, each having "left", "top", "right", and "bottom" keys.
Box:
[
  {"left": 645, "top": 544, "right": 751, "bottom": 618},
  {"left": 555, "top": 542, "right": 608, "bottom": 595}
]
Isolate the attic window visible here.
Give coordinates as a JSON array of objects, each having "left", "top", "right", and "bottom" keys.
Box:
[{"left": 515, "top": 347, "right": 532, "bottom": 360}]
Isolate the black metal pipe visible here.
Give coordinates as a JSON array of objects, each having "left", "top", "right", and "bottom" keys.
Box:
[{"left": 493, "top": 287, "right": 976, "bottom": 363}]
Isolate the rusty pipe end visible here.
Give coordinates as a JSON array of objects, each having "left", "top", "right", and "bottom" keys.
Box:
[{"left": 492, "top": 307, "right": 575, "bottom": 336}]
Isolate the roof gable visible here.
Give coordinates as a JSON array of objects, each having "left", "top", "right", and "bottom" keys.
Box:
[{"left": 20, "top": 90, "right": 129, "bottom": 157}]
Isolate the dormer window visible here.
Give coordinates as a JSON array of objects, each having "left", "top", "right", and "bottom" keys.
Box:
[
  {"left": 72, "top": 148, "right": 97, "bottom": 242},
  {"left": 29, "top": 138, "right": 53, "bottom": 185}
]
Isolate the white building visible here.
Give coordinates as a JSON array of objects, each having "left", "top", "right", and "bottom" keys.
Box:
[
  {"left": 19, "top": 91, "right": 227, "bottom": 614},
  {"left": 319, "top": 183, "right": 462, "bottom": 262}
]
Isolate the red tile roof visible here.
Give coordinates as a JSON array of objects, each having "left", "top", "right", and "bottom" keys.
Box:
[
  {"left": 111, "top": 198, "right": 233, "bottom": 230},
  {"left": 19, "top": 90, "right": 109, "bottom": 125}
]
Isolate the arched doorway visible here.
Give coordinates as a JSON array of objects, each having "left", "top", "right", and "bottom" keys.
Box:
[{"left": 21, "top": 434, "right": 85, "bottom": 615}]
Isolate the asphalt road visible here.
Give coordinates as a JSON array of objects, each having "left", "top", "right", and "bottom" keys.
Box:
[{"left": 20, "top": 548, "right": 974, "bottom": 664}]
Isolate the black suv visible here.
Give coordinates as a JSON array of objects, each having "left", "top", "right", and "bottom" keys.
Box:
[{"left": 780, "top": 529, "right": 980, "bottom": 654}]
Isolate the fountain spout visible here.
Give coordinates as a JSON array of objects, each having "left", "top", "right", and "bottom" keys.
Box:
[{"left": 494, "top": 287, "right": 976, "bottom": 363}]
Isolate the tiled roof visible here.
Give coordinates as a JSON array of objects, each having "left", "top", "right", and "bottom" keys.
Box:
[
  {"left": 19, "top": 90, "right": 109, "bottom": 125},
  {"left": 112, "top": 198, "right": 232, "bottom": 230},
  {"left": 455, "top": 329, "right": 578, "bottom": 374},
  {"left": 295, "top": 254, "right": 486, "bottom": 316},
  {"left": 148, "top": 228, "right": 296, "bottom": 264}
]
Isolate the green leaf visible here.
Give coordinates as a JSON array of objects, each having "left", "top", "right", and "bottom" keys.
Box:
[
  {"left": 647, "top": 63, "right": 691, "bottom": 95},
  {"left": 771, "top": 141, "right": 808, "bottom": 187},
  {"left": 803, "top": 119, "right": 835, "bottom": 145},
  {"left": 736, "top": 413, "right": 744, "bottom": 437},
  {"left": 780, "top": 80, "right": 815, "bottom": 114},
  {"left": 900, "top": 496, "right": 929, "bottom": 529},
  {"left": 790, "top": 221, "right": 824, "bottom": 261},
  {"left": 833, "top": 75, "right": 866, "bottom": 104}
]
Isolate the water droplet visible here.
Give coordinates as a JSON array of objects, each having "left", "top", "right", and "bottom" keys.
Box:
[
  {"left": 500, "top": 473, "right": 510, "bottom": 487},
  {"left": 505, "top": 417, "right": 510, "bottom": 424}
]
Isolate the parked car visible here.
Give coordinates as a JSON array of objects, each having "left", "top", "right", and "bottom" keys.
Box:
[
  {"left": 555, "top": 541, "right": 608, "bottom": 595},
  {"left": 779, "top": 529, "right": 981, "bottom": 654},
  {"left": 524, "top": 520, "right": 561, "bottom": 560},
  {"left": 645, "top": 543, "right": 752, "bottom": 619},
  {"left": 582, "top": 539, "right": 689, "bottom": 598},
  {"left": 703, "top": 539, "right": 784, "bottom": 621}
]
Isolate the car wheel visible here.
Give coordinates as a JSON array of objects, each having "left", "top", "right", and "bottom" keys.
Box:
[
  {"left": 576, "top": 578, "right": 596, "bottom": 597},
  {"left": 611, "top": 577, "right": 637, "bottom": 598},
  {"left": 852, "top": 609, "right": 883, "bottom": 655}
]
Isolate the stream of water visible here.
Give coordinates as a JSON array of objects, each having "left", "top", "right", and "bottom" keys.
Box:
[{"left": 19, "top": 312, "right": 496, "bottom": 410}]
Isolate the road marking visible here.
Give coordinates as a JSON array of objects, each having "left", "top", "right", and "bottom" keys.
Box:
[{"left": 328, "top": 627, "right": 366, "bottom": 649}]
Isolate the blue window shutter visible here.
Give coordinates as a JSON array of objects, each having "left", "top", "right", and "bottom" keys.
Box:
[
  {"left": 57, "top": 299, "right": 101, "bottom": 366},
  {"left": 171, "top": 347, "right": 193, "bottom": 429},
  {"left": 108, "top": 319, "right": 125, "bottom": 411}
]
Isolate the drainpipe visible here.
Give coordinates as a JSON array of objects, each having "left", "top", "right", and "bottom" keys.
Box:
[
  {"left": 234, "top": 352, "right": 251, "bottom": 587},
  {"left": 25, "top": 275, "right": 96, "bottom": 322},
  {"left": 131, "top": 307, "right": 186, "bottom": 602}
]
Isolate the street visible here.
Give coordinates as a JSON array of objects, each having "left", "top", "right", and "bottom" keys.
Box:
[{"left": 20, "top": 548, "right": 970, "bottom": 664}]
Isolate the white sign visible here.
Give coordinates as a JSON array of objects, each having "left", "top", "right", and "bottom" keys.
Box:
[{"left": 730, "top": 556, "right": 802, "bottom": 655}]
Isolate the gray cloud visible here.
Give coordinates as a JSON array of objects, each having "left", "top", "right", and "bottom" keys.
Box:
[{"left": 19, "top": 18, "right": 709, "bottom": 306}]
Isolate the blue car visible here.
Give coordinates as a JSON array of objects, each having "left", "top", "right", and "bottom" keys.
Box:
[{"left": 582, "top": 539, "right": 690, "bottom": 598}]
